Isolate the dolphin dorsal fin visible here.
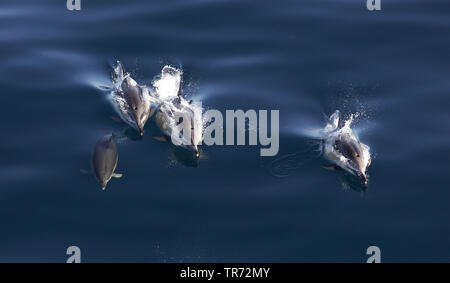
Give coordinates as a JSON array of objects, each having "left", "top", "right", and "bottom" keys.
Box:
[
  {"left": 177, "top": 76, "right": 183, "bottom": 97},
  {"left": 329, "top": 110, "right": 341, "bottom": 130},
  {"left": 337, "top": 111, "right": 343, "bottom": 129},
  {"left": 119, "top": 61, "right": 126, "bottom": 77}
]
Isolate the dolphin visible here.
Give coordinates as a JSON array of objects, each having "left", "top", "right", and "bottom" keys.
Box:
[
  {"left": 322, "top": 110, "right": 371, "bottom": 184},
  {"left": 153, "top": 80, "right": 202, "bottom": 158},
  {"left": 110, "top": 61, "right": 155, "bottom": 136},
  {"left": 91, "top": 134, "right": 122, "bottom": 190}
]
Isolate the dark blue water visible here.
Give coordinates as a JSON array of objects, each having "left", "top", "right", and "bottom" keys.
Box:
[{"left": 0, "top": 0, "right": 449, "bottom": 262}]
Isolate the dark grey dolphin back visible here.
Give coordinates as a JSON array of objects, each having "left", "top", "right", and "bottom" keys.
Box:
[
  {"left": 121, "top": 78, "right": 143, "bottom": 110},
  {"left": 92, "top": 134, "right": 118, "bottom": 188},
  {"left": 121, "top": 78, "right": 150, "bottom": 132}
]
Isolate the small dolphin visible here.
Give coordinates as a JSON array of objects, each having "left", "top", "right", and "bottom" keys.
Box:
[
  {"left": 91, "top": 134, "right": 122, "bottom": 190},
  {"left": 154, "top": 82, "right": 202, "bottom": 158},
  {"left": 110, "top": 61, "right": 155, "bottom": 136},
  {"left": 322, "top": 110, "right": 371, "bottom": 184}
]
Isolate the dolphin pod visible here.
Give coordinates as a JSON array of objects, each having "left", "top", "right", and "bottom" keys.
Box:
[
  {"left": 88, "top": 62, "right": 373, "bottom": 190},
  {"left": 89, "top": 61, "right": 203, "bottom": 190}
]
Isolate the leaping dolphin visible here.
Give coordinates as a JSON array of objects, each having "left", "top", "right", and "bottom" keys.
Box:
[
  {"left": 110, "top": 61, "right": 155, "bottom": 136},
  {"left": 153, "top": 75, "right": 202, "bottom": 158},
  {"left": 322, "top": 110, "right": 371, "bottom": 184}
]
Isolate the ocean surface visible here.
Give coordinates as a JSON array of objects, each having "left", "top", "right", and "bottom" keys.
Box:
[{"left": 0, "top": 0, "right": 449, "bottom": 262}]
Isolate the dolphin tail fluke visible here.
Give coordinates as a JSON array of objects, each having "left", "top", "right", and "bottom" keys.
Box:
[
  {"left": 328, "top": 110, "right": 342, "bottom": 130},
  {"left": 116, "top": 60, "right": 125, "bottom": 77},
  {"left": 112, "top": 60, "right": 126, "bottom": 83}
]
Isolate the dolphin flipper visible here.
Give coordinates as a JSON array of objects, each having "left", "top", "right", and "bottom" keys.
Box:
[
  {"left": 111, "top": 115, "right": 123, "bottom": 123},
  {"left": 153, "top": 135, "right": 171, "bottom": 142},
  {"left": 322, "top": 164, "right": 342, "bottom": 171},
  {"left": 112, "top": 173, "right": 122, "bottom": 178}
]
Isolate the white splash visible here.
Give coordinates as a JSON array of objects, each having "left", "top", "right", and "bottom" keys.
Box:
[
  {"left": 151, "top": 65, "right": 204, "bottom": 146},
  {"left": 152, "top": 65, "right": 183, "bottom": 100}
]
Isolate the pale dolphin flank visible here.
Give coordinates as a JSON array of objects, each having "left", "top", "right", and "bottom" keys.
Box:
[
  {"left": 322, "top": 110, "right": 371, "bottom": 184},
  {"left": 91, "top": 134, "right": 122, "bottom": 190},
  {"left": 154, "top": 81, "right": 202, "bottom": 158},
  {"left": 110, "top": 61, "right": 156, "bottom": 136}
]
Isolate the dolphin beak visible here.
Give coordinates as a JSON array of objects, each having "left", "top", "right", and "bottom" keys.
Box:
[
  {"left": 193, "top": 146, "right": 200, "bottom": 158},
  {"left": 353, "top": 169, "right": 368, "bottom": 185},
  {"left": 359, "top": 172, "right": 368, "bottom": 185}
]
